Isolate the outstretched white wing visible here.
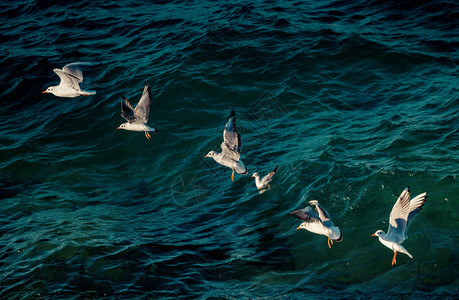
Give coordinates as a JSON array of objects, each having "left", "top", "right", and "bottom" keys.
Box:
[
  {"left": 134, "top": 84, "right": 151, "bottom": 124},
  {"left": 221, "top": 110, "right": 241, "bottom": 160},
  {"left": 385, "top": 187, "right": 427, "bottom": 243},
  {"left": 54, "top": 62, "right": 98, "bottom": 90}
]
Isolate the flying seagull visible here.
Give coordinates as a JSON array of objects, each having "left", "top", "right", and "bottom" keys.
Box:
[
  {"left": 42, "top": 62, "right": 97, "bottom": 97},
  {"left": 372, "top": 186, "right": 427, "bottom": 265},
  {"left": 117, "top": 84, "right": 156, "bottom": 139},
  {"left": 289, "top": 200, "right": 342, "bottom": 248},
  {"left": 251, "top": 165, "right": 278, "bottom": 189},
  {"left": 204, "top": 109, "right": 247, "bottom": 181}
]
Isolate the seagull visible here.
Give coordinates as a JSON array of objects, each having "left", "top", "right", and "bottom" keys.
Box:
[
  {"left": 117, "top": 84, "right": 156, "bottom": 139},
  {"left": 372, "top": 186, "right": 427, "bottom": 265},
  {"left": 204, "top": 109, "right": 247, "bottom": 181},
  {"left": 251, "top": 165, "right": 278, "bottom": 189},
  {"left": 42, "top": 62, "right": 97, "bottom": 97},
  {"left": 289, "top": 200, "right": 342, "bottom": 248}
]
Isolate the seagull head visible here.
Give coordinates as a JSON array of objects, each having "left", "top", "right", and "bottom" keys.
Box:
[
  {"left": 372, "top": 230, "right": 384, "bottom": 237},
  {"left": 204, "top": 151, "right": 216, "bottom": 158},
  {"left": 42, "top": 86, "right": 56, "bottom": 95},
  {"left": 296, "top": 222, "right": 308, "bottom": 230},
  {"left": 117, "top": 123, "right": 128, "bottom": 130},
  {"left": 251, "top": 172, "right": 259, "bottom": 178}
]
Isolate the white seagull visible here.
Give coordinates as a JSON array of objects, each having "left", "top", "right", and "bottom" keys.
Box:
[
  {"left": 42, "top": 62, "right": 97, "bottom": 97},
  {"left": 251, "top": 165, "right": 278, "bottom": 189},
  {"left": 204, "top": 109, "right": 247, "bottom": 181},
  {"left": 289, "top": 200, "right": 342, "bottom": 248},
  {"left": 117, "top": 84, "right": 156, "bottom": 139},
  {"left": 372, "top": 186, "right": 428, "bottom": 265}
]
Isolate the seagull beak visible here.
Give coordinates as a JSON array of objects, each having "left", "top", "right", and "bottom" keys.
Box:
[
  {"left": 371, "top": 234, "right": 376, "bottom": 236},
  {"left": 42, "top": 90, "right": 47, "bottom": 93},
  {"left": 117, "top": 126, "right": 120, "bottom": 129},
  {"left": 204, "top": 155, "right": 208, "bottom": 158},
  {"left": 296, "top": 226, "right": 301, "bottom": 230}
]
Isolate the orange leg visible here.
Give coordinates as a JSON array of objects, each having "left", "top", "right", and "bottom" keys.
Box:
[
  {"left": 327, "top": 237, "right": 333, "bottom": 248},
  {"left": 391, "top": 251, "right": 397, "bottom": 265},
  {"left": 231, "top": 168, "right": 235, "bottom": 181},
  {"left": 145, "top": 131, "right": 151, "bottom": 139}
]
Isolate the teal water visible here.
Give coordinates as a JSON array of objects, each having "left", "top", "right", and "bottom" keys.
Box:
[{"left": 0, "top": 0, "right": 458, "bottom": 298}]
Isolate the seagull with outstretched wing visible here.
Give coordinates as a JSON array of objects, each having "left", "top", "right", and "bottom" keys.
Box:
[
  {"left": 43, "top": 62, "right": 98, "bottom": 97},
  {"left": 204, "top": 109, "right": 247, "bottom": 181},
  {"left": 251, "top": 165, "right": 278, "bottom": 189},
  {"left": 372, "top": 186, "right": 428, "bottom": 265},
  {"left": 289, "top": 200, "right": 342, "bottom": 248},
  {"left": 117, "top": 84, "right": 156, "bottom": 139}
]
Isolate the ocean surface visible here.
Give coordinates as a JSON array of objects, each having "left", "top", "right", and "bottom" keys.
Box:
[{"left": 0, "top": 0, "right": 458, "bottom": 298}]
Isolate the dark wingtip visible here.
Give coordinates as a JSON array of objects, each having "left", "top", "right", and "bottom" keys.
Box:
[
  {"left": 229, "top": 109, "right": 235, "bottom": 118},
  {"left": 273, "top": 165, "right": 278, "bottom": 173},
  {"left": 287, "top": 209, "right": 301, "bottom": 217},
  {"left": 405, "top": 186, "right": 410, "bottom": 192}
]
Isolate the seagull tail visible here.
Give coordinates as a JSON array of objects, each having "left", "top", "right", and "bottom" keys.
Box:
[
  {"left": 398, "top": 244, "right": 413, "bottom": 259},
  {"left": 80, "top": 90, "right": 96, "bottom": 96},
  {"left": 334, "top": 230, "right": 343, "bottom": 242}
]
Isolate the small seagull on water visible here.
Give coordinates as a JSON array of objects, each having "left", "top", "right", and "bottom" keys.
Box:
[
  {"left": 372, "top": 186, "right": 427, "bottom": 265},
  {"left": 251, "top": 165, "right": 278, "bottom": 189},
  {"left": 204, "top": 109, "right": 247, "bottom": 181},
  {"left": 42, "top": 62, "right": 98, "bottom": 97},
  {"left": 117, "top": 84, "right": 156, "bottom": 139},
  {"left": 289, "top": 200, "right": 342, "bottom": 248}
]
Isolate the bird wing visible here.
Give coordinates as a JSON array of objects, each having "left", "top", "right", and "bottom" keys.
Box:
[
  {"left": 406, "top": 192, "right": 428, "bottom": 231},
  {"left": 53, "top": 68, "right": 81, "bottom": 89},
  {"left": 221, "top": 110, "right": 241, "bottom": 160},
  {"left": 261, "top": 165, "right": 278, "bottom": 186},
  {"left": 134, "top": 84, "right": 151, "bottom": 124},
  {"left": 309, "top": 200, "right": 335, "bottom": 227},
  {"left": 385, "top": 187, "right": 412, "bottom": 243},
  {"left": 121, "top": 97, "right": 136, "bottom": 123},
  {"left": 61, "top": 62, "right": 98, "bottom": 83},
  {"left": 288, "top": 206, "right": 322, "bottom": 224}
]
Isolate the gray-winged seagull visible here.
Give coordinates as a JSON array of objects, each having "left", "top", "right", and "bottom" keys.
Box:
[
  {"left": 117, "top": 84, "right": 156, "bottom": 139},
  {"left": 42, "top": 62, "right": 97, "bottom": 97},
  {"left": 289, "top": 200, "right": 342, "bottom": 248},
  {"left": 251, "top": 165, "right": 278, "bottom": 189},
  {"left": 372, "top": 186, "right": 427, "bottom": 265},
  {"left": 204, "top": 109, "right": 247, "bottom": 181}
]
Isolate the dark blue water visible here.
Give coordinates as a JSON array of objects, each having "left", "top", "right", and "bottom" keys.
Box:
[{"left": 1, "top": 0, "right": 458, "bottom": 298}]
